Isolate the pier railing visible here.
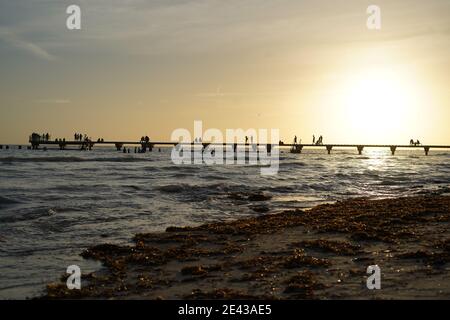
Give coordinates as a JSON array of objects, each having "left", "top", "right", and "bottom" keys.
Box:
[{"left": 18, "top": 138, "right": 450, "bottom": 155}]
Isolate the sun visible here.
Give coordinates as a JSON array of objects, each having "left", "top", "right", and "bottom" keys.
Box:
[{"left": 340, "top": 68, "right": 418, "bottom": 141}]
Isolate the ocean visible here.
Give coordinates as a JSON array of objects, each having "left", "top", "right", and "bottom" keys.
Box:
[{"left": 0, "top": 146, "right": 449, "bottom": 299}]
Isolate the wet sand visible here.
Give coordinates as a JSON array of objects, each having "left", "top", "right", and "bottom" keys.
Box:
[{"left": 44, "top": 195, "right": 450, "bottom": 299}]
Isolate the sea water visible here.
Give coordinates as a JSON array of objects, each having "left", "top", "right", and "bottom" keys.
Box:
[{"left": 0, "top": 147, "right": 449, "bottom": 298}]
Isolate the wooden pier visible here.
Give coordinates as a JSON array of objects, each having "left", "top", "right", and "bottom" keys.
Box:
[{"left": 24, "top": 137, "right": 450, "bottom": 156}]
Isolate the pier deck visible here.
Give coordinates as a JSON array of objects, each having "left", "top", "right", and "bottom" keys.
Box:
[{"left": 20, "top": 138, "right": 450, "bottom": 155}]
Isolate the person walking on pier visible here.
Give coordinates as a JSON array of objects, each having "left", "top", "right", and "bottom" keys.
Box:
[
  {"left": 316, "top": 135, "right": 323, "bottom": 145},
  {"left": 313, "top": 135, "right": 315, "bottom": 145},
  {"left": 294, "top": 135, "right": 297, "bottom": 145}
]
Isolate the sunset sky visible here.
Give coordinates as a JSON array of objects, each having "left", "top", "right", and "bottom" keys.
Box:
[{"left": 0, "top": 0, "right": 449, "bottom": 144}]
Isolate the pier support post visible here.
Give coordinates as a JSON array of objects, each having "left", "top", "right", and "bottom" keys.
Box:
[
  {"left": 18, "top": 145, "right": 22, "bottom": 150},
  {"left": 266, "top": 144, "right": 272, "bottom": 154},
  {"left": 5, "top": 145, "right": 9, "bottom": 150},
  {"left": 424, "top": 146, "right": 430, "bottom": 156},
  {"left": 0, "top": 145, "right": 2, "bottom": 149},
  {"left": 115, "top": 143, "right": 123, "bottom": 151},
  {"left": 326, "top": 145, "right": 333, "bottom": 154},
  {"left": 148, "top": 143, "right": 153, "bottom": 152},
  {"left": 296, "top": 145, "right": 303, "bottom": 153},
  {"left": 357, "top": 145, "right": 364, "bottom": 155},
  {"left": 233, "top": 143, "right": 237, "bottom": 153},
  {"left": 390, "top": 146, "right": 397, "bottom": 155}
]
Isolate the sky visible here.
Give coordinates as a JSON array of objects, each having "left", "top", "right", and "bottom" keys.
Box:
[{"left": 0, "top": 0, "right": 449, "bottom": 144}]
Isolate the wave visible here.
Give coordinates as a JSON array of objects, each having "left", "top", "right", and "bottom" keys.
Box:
[
  {"left": 281, "top": 161, "right": 307, "bottom": 167},
  {"left": 0, "top": 196, "right": 21, "bottom": 206},
  {"left": 0, "top": 207, "right": 52, "bottom": 223}
]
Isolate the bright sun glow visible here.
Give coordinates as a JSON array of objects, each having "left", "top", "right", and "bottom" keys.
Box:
[{"left": 340, "top": 68, "right": 420, "bottom": 141}]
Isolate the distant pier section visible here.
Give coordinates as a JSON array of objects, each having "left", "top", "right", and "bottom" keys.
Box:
[{"left": 19, "top": 134, "right": 450, "bottom": 156}]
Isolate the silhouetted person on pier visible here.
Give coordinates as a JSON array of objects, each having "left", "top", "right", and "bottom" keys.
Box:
[
  {"left": 145, "top": 136, "right": 150, "bottom": 143},
  {"left": 294, "top": 136, "right": 297, "bottom": 145},
  {"left": 316, "top": 136, "right": 323, "bottom": 145},
  {"left": 416, "top": 139, "right": 421, "bottom": 146},
  {"left": 410, "top": 139, "right": 414, "bottom": 145},
  {"left": 245, "top": 136, "right": 248, "bottom": 144},
  {"left": 313, "top": 135, "right": 315, "bottom": 144}
]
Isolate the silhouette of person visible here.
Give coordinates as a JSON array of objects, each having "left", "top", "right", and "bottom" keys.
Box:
[
  {"left": 294, "top": 135, "right": 297, "bottom": 144},
  {"left": 317, "top": 136, "right": 323, "bottom": 145},
  {"left": 245, "top": 136, "right": 248, "bottom": 144},
  {"left": 313, "top": 135, "right": 315, "bottom": 145}
]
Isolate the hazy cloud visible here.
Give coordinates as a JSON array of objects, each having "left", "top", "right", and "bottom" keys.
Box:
[{"left": 0, "top": 27, "right": 55, "bottom": 61}]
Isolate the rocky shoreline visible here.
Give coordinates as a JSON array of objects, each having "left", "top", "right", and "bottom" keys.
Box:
[{"left": 44, "top": 195, "right": 450, "bottom": 299}]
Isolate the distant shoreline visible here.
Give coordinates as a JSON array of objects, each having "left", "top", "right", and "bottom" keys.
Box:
[{"left": 43, "top": 194, "right": 450, "bottom": 299}]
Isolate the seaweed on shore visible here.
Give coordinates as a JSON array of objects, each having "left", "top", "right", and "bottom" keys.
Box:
[
  {"left": 291, "top": 239, "right": 362, "bottom": 255},
  {"left": 283, "top": 271, "right": 326, "bottom": 299},
  {"left": 42, "top": 195, "right": 450, "bottom": 299}
]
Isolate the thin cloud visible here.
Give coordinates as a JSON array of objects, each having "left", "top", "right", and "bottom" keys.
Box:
[
  {"left": 0, "top": 28, "right": 55, "bottom": 61},
  {"left": 34, "top": 99, "right": 71, "bottom": 104},
  {"left": 195, "top": 87, "right": 291, "bottom": 98}
]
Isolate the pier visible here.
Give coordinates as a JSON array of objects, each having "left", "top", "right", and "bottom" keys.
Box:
[{"left": 24, "top": 137, "right": 450, "bottom": 155}]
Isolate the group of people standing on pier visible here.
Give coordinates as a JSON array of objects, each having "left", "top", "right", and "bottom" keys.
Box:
[
  {"left": 74, "top": 133, "right": 90, "bottom": 142},
  {"left": 410, "top": 139, "right": 421, "bottom": 146},
  {"left": 292, "top": 135, "right": 324, "bottom": 145},
  {"left": 31, "top": 133, "right": 51, "bottom": 142},
  {"left": 140, "top": 136, "right": 151, "bottom": 144}
]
